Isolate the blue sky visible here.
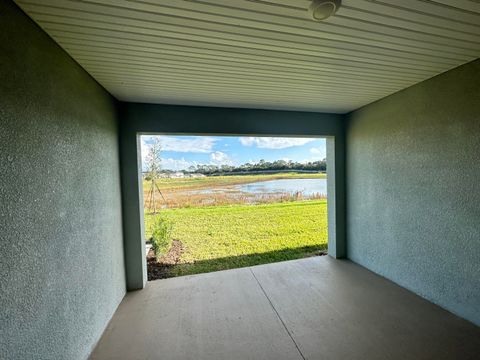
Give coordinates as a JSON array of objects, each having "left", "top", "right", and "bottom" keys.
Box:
[{"left": 141, "top": 135, "right": 326, "bottom": 171}]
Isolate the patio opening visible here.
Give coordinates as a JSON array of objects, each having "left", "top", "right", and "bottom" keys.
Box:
[{"left": 139, "top": 134, "right": 328, "bottom": 280}]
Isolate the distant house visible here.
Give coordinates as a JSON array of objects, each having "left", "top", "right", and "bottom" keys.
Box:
[{"left": 170, "top": 172, "right": 185, "bottom": 178}]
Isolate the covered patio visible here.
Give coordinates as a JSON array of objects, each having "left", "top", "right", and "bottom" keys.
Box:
[
  {"left": 1, "top": 1, "right": 479, "bottom": 359},
  {"left": 91, "top": 257, "right": 480, "bottom": 360}
]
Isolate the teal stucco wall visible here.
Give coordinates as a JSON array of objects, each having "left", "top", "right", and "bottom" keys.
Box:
[
  {"left": 0, "top": 2, "right": 125, "bottom": 359},
  {"left": 346, "top": 59, "right": 480, "bottom": 326},
  {"left": 119, "top": 102, "right": 346, "bottom": 289}
]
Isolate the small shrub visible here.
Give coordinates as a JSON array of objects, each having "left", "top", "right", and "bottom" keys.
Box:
[{"left": 150, "top": 216, "right": 173, "bottom": 258}]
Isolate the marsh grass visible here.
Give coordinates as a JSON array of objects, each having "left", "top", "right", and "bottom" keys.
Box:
[
  {"left": 144, "top": 190, "right": 326, "bottom": 209},
  {"left": 143, "top": 173, "right": 326, "bottom": 209},
  {"left": 143, "top": 172, "right": 326, "bottom": 192}
]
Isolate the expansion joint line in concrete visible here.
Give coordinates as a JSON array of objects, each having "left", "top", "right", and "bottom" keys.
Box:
[{"left": 249, "top": 268, "right": 307, "bottom": 360}]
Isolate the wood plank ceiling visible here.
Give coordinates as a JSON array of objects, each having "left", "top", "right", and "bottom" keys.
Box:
[{"left": 16, "top": 0, "right": 480, "bottom": 113}]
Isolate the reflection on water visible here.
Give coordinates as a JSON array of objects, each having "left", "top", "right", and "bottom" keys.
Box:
[
  {"left": 238, "top": 178, "right": 326, "bottom": 196},
  {"left": 192, "top": 178, "right": 327, "bottom": 196}
]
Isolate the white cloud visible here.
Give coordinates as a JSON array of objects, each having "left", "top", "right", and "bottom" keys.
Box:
[
  {"left": 142, "top": 135, "right": 216, "bottom": 153},
  {"left": 160, "top": 157, "right": 197, "bottom": 171},
  {"left": 309, "top": 147, "right": 325, "bottom": 157},
  {"left": 239, "top": 137, "right": 315, "bottom": 149},
  {"left": 159, "top": 152, "right": 234, "bottom": 171},
  {"left": 141, "top": 135, "right": 217, "bottom": 170},
  {"left": 210, "top": 151, "right": 233, "bottom": 166},
  {"left": 309, "top": 144, "right": 326, "bottom": 160},
  {"left": 140, "top": 138, "right": 151, "bottom": 167},
  {"left": 140, "top": 138, "right": 199, "bottom": 171}
]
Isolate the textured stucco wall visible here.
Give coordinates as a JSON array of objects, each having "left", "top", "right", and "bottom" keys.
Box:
[
  {"left": 0, "top": 2, "right": 125, "bottom": 359},
  {"left": 346, "top": 59, "right": 480, "bottom": 326}
]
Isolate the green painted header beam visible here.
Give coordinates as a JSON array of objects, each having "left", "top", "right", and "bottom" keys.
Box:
[{"left": 119, "top": 102, "right": 346, "bottom": 290}]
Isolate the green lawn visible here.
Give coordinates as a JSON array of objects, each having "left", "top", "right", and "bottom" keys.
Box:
[{"left": 145, "top": 200, "right": 328, "bottom": 277}]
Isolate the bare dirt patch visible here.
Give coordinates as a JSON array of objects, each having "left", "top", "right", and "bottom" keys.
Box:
[{"left": 147, "top": 240, "right": 185, "bottom": 280}]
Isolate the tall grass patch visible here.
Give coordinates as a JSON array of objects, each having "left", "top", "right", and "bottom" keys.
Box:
[{"left": 150, "top": 216, "right": 173, "bottom": 259}]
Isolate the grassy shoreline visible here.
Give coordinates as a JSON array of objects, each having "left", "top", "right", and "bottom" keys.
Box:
[
  {"left": 143, "top": 172, "right": 327, "bottom": 209},
  {"left": 143, "top": 172, "right": 326, "bottom": 192}
]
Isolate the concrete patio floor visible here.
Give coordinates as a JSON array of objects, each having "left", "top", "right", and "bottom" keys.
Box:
[{"left": 90, "top": 257, "right": 480, "bottom": 360}]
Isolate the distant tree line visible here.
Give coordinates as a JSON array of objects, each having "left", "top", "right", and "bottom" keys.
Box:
[{"left": 188, "top": 159, "right": 326, "bottom": 175}]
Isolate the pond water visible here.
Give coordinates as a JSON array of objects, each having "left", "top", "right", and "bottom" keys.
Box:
[
  {"left": 238, "top": 178, "right": 326, "bottom": 196},
  {"left": 193, "top": 178, "right": 327, "bottom": 196}
]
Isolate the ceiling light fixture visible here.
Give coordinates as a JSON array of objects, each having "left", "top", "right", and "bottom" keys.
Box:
[{"left": 308, "top": 0, "right": 341, "bottom": 21}]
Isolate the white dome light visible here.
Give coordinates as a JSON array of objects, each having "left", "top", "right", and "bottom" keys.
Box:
[{"left": 309, "top": 0, "right": 341, "bottom": 21}]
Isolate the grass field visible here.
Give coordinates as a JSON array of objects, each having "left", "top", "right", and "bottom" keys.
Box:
[{"left": 145, "top": 200, "right": 327, "bottom": 277}]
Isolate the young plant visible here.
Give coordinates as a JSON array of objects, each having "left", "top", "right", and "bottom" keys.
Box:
[{"left": 150, "top": 216, "right": 173, "bottom": 259}]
